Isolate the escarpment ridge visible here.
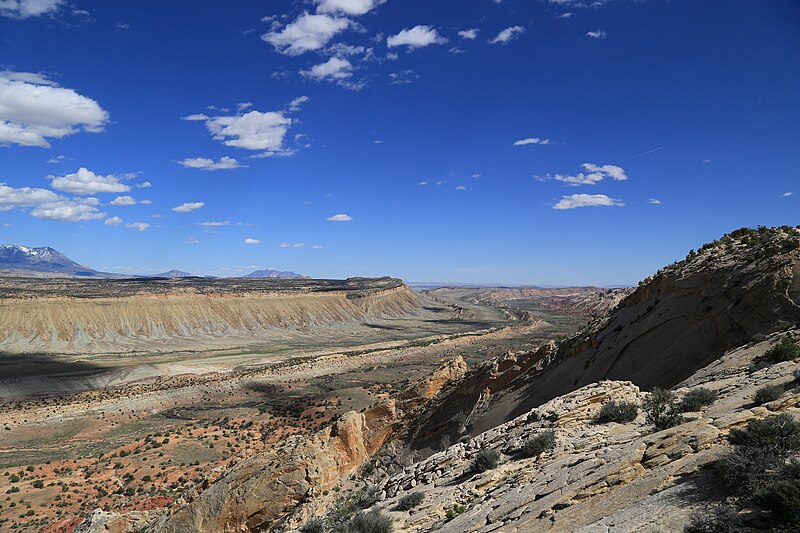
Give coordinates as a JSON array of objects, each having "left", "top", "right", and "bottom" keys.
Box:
[{"left": 0, "top": 277, "right": 424, "bottom": 354}]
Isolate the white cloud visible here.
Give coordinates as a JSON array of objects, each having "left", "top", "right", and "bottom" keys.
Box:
[
  {"left": 553, "top": 193, "right": 624, "bottom": 210},
  {"left": 327, "top": 213, "right": 352, "bottom": 222},
  {"left": 104, "top": 216, "right": 123, "bottom": 226},
  {"left": 458, "top": 28, "right": 478, "bottom": 40},
  {"left": 315, "top": 0, "right": 384, "bottom": 16},
  {"left": 387, "top": 26, "right": 447, "bottom": 49},
  {"left": 419, "top": 181, "right": 428, "bottom": 186},
  {"left": 31, "top": 197, "right": 105, "bottom": 221},
  {"left": 237, "top": 102, "right": 253, "bottom": 112},
  {"left": 182, "top": 113, "right": 209, "bottom": 121},
  {"left": 302, "top": 57, "right": 353, "bottom": 80},
  {"left": 110, "top": 195, "right": 136, "bottom": 206},
  {"left": 513, "top": 137, "right": 552, "bottom": 146},
  {"left": 244, "top": 238, "right": 261, "bottom": 245},
  {"left": 489, "top": 26, "right": 524, "bottom": 44},
  {"left": 262, "top": 13, "right": 350, "bottom": 56},
  {"left": 456, "top": 185, "right": 467, "bottom": 191},
  {"left": 172, "top": 202, "right": 204, "bottom": 213},
  {"left": 125, "top": 222, "right": 149, "bottom": 231},
  {"left": 179, "top": 156, "right": 244, "bottom": 171},
  {"left": 312, "top": 245, "right": 323, "bottom": 249},
  {"left": 0, "top": 71, "right": 109, "bottom": 147},
  {"left": 47, "top": 154, "right": 67, "bottom": 163},
  {"left": 557, "top": 12, "right": 573, "bottom": 19},
  {"left": 537, "top": 163, "right": 628, "bottom": 186},
  {"left": 199, "top": 220, "right": 229, "bottom": 227},
  {"left": 137, "top": 181, "right": 152, "bottom": 188},
  {"left": 187, "top": 237, "right": 200, "bottom": 244},
  {"left": 0, "top": 0, "right": 63, "bottom": 18},
  {"left": 0, "top": 182, "right": 59, "bottom": 210},
  {"left": 280, "top": 242, "right": 304, "bottom": 248},
  {"left": 647, "top": 198, "right": 662, "bottom": 205},
  {"left": 587, "top": 30, "right": 607, "bottom": 39},
  {"left": 49, "top": 167, "right": 131, "bottom": 195},
  {"left": 139, "top": 199, "right": 152, "bottom": 205},
  {"left": 781, "top": 192, "right": 794, "bottom": 198},
  {"left": 202, "top": 110, "right": 294, "bottom": 156},
  {"left": 116, "top": 22, "right": 130, "bottom": 29},
  {"left": 289, "top": 95, "right": 309, "bottom": 111}
]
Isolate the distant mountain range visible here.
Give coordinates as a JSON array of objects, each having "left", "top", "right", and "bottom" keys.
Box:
[
  {"left": 243, "top": 269, "right": 308, "bottom": 279},
  {"left": 0, "top": 245, "right": 109, "bottom": 277},
  {"left": 0, "top": 245, "right": 307, "bottom": 280}
]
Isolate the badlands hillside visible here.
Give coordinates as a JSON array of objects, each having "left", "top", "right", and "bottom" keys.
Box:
[
  {"left": 74, "top": 225, "right": 800, "bottom": 532},
  {"left": 0, "top": 276, "right": 424, "bottom": 354}
]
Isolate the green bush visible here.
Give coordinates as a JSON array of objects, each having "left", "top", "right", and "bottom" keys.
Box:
[
  {"left": 753, "top": 459, "right": 800, "bottom": 526},
  {"left": 471, "top": 449, "right": 500, "bottom": 474},
  {"left": 32, "top": 480, "right": 44, "bottom": 489},
  {"left": 594, "top": 401, "right": 639, "bottom": 423},
  {"left": 346, "top": 510, "right": 393, "bottom": 533},
  {"left": 520, "top": 430, "right": 556, "bottom": 458},
  {"left": 727, "top": 413, "right": 800, "bottom": 453},
  {"left": 445, "top": 504, "right": 466, "bottom": 521},
  {"left": 683, "top": 504, "right": 743, "bottom": 532},
  {"left": 753, "top": 384, "right": 783, "bottom": 405},
  {"left": 396, "top": 491, "right": 424, "bottom": 511},
  {"left": 764, "top": 336, "right": 800, "bottom": 363},
  {"left": 680, "top": 388, "right": 718, "bottom": 412},
  {"left": 643, "top": 388, "right": 684, "bottom": 431}
]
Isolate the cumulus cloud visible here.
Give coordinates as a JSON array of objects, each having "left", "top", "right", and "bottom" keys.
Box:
[
  {"left": 387, "top": 26, "right": 447, "bottom": 49},
  {"left": 181, "top": 113, "right": 209, "bottom": 121},
  {"left": 537, "top": 163, "right": 628, "bottom": 186},
  {"left": 489, "top": 26, "right": 524, "bottom": 44},
  {"left": 31, "top": 197, "right": 105, "bottom": 221},
  {"left": 137, "top": 181, "right": 152, "bottom": 188},
  {"left": 262, "top": 13, "right": 350, "bottom": 56},
  {"left": 315, "top": 0, "right": 384, "bottom": 16},
  {"left": 0, "top": 0, "right": 63, "bottom": 18},
  {"left": 49, "top": 167, "right": 131, "bottom": 195},
  {"left": 172, "top": 202, "right": 204, "bottom": 213},
  {"left": 125, "top": 222, "right": 149, "bottom": 231},
  {"left": 587, "top": 30, "right": 607, "bottom": 39},
  {"left": 104, "top": 216, "right": 123, "bottom": 226},
  {"left": 0, "top": 182, "right": 59, "bottom": 210},
  {"left": 513, "top": 137, "right": 552, "bottom": 146},
  {"left": 458, "top": 28, "right": 478, "bottom": 40},
  {"left": 280, "top": 242, "right": 304, "bottom": 248},
  {"left": 178, "top": 156, "right": 243, "bottom": 171},
  {"left": 289, "top": 95, "right": 309, "bottom": 111},
  {"left": 455, "top": 185, "right": 467, "bottom": 191},
  {"left": 327, "top": 213, "right": 352, "bottom": 222},
  {"left": 110, "top": 195, "right": 136, "bottom": 206},
  {"left": 302, "top": 57, "right": 353, "bottom": 80},
  {"left": 198, "top": 110, "right": 294, "bottom": 156},
  {"left": 244, "top": 238, "right": 260, "bottom": 245},
  {"left": 553, "top": 193, "right": 624, "bottom": 210},
  {"left": 0, "top": 71, "right": 109, "bottom": 147}
]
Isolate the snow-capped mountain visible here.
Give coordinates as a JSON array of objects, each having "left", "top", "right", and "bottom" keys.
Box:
[{"left": 0, "top": 245, "right": 101, "bottom": 276}]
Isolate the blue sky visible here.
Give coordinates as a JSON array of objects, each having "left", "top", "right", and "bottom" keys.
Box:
[{"left": 0, "top": 0, "right": 798, "bottom": 285}]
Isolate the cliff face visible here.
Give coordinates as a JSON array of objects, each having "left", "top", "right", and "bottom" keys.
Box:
[
  {"left": 0, "top": 278, "right": 423, "bottom": 354},
  {"left": 407, "top": 227, "right": 800, "bottom": 450},
  {"left": 142, "top": 357, "right": 468, "bottom": 533}
]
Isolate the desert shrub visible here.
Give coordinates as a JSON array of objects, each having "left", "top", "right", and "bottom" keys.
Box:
[
  {"left": 301, "top": 518, "right": 325, "bottom": 533},
  {"left": 445, "top": 504, "right": 466, "bottom": 521},
  {"left": 643, "top": 388, "right": 684, "bottom": 431},
  {"left": 594, "top": 401, "right": 639, "bottom": 423},
  {"left": 752, "top": 459, "right": 800, "bottom": 526},
  {"left": 32, "top": 480, "right": 44, "bottom": 489},
  {"left": 753, "top": 384, "right": 783, "bottom": 405},
  {"left": 683, "top": 504, "right": 743, "bottom": 533},
  {"left": 471, "top": 449, "right": 500, "bottom": 474},
  {"left": 520, "top": 430, "right": 556, "bottom": 458},
  {"left": 727, "top": 413, "right": 800, "bottom": 453},
  {"left": 346, "top": 510, "right": 393, "bottom": 533},
  {"left": 717, "top": 445, "right": 784, "bottom": 496},
  {"left": 680, "top": 388, "right": 718, "bottom": 412},
  {"left": 396, "top": 491, "right": 424, "bottom": 511},
  {"left": 764, "top": 336, "right": 800, "bottom": 363}
]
